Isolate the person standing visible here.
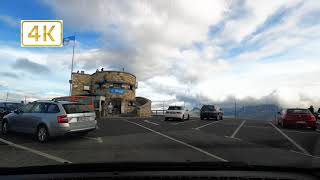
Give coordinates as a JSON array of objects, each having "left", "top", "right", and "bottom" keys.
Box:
[
  {"left": 309, "top": 105, "right": 314, "bottom": 114},
  {"left": 108, "top": 102, "right": 113, "bottom": 114}
]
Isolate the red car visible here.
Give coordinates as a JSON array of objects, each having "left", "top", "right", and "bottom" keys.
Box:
[
  {"left": 316, "top": 113, "right": 320, "bottom": 131},
  {"left": 277, "top": 108, "right": 316, "bottom": 130}
]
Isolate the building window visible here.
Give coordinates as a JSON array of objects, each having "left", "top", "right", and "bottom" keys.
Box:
[{"left": 113, "top": 83, "right": 122, "bottom": 88}]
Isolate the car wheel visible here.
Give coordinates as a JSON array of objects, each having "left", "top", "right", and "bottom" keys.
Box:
[
  {"left": 311, "top": 126, "right": 316, "bottom": 131},
  {"left": 220, "top": 116, "right": 223, "bottom": 120},
  {"left": 164, "top": 117, "right": 168, "bottom": 121},
  {"left": 182, "top": 115, "right": 185, "bottom": 120},
  {"left": 37, "top": 125, "right": 49, "bottom": 143},
  {"left": 200, "top": 116, "right": 204, "bottom": 120},
  {"left": 187, "top": 115, "right": 190, "bottom": 120},
  {"left": 1, "top": 120, "right": 9, "bottom": 135}
]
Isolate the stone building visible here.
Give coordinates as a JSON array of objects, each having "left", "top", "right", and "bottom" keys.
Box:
[{"left": 71, "top": 70, "right": 151, "bottom": 117}]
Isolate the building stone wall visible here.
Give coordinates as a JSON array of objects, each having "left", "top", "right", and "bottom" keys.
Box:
[
  {"left": 71, "top": 70, "right": 140, "bottom": 115},
  {"left": 71, "top": 73, "right": 91, "bottom": 95},
  {"left": 136, "top": 97, "right": 152, "bottom": 117}
]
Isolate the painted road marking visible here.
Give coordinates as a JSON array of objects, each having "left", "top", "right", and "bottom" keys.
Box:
[
  {"left": 290, "top": 150, "right": 320, "bottom": 159},
  {"left": 0, "top": 138, "right": 72, "bottom": 164},
  {"left": 194, "top": 121, "right": 221, "bottom": 130},
  {"left": 144, "top": 120, "right": 159, "bottom": 126},
  {"left": 244, "top": 125, "right": 272, "bottom": 129},
  {"left": 123, "top": 119, "right": 228, "bottom": 162},
  {"left": 224, "top": 136, "right": 242, "bottom": 141},
  {"left": 82, "top": 136, "right": 103, "bottom": 143},
  {"left": 269, "top": 122, "right": 311, "bottom": 155},
  {"left": 230, "top": 120, "right": 246, "bottom": 138},
  {"left": 172, "top": 120, "right": 197, "bottom": 125}
]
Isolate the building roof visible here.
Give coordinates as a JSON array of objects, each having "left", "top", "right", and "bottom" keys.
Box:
[{"left": 72, "top": 70, "right": 136, "bottom": 78}]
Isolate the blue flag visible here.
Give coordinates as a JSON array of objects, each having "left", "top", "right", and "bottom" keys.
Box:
[{"left": 63, "top": 36, "right": 76, "bottom": 46}]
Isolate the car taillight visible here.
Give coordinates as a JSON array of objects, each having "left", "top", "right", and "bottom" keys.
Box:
[
  {"left": 57, "top": 115, "right": 68, "bottom": 123},
  {"left": 310, "top": 115, "right": 316, "bottom": 121}
]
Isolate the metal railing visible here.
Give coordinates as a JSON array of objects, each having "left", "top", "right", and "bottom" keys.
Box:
[{"left": 152, "top": 110, "right": 166, "bottom": 116}]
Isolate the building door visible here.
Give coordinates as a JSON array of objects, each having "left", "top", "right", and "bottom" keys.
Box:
[{"left": 111, "top": 99, "right": 122, "bottom": 114}]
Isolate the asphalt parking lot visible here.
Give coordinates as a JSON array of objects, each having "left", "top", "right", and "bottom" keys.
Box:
[{"left": 0, "top": 116, "right": 319, "bottom": 168}]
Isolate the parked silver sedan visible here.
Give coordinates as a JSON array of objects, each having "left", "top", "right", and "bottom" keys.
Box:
[{"left": 1, "top": 100, "right": 97, "bottom": 142}]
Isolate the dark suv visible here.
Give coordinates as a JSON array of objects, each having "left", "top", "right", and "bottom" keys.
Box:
[
  {"left": 0, "top": 102, "right": 23, "bottom": 119},
  {"left": 200, "top": 105, "right": 223, "bottom": 120}
]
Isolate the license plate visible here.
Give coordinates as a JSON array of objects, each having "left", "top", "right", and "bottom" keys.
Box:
[
  {"left": 78, "top": 117, "right": 90, "bottom": 122},
  {"left": 296, "top": 121, "right": 306, "bottom": 124}
]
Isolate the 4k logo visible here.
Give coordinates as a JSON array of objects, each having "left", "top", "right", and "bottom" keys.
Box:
[{"left": 21, "top": 20, "right": 63, "bottom": 47}]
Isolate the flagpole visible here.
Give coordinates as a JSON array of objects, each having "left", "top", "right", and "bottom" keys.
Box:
[{"left": 69, "top": 34, "right": 76, "bottom": 96}]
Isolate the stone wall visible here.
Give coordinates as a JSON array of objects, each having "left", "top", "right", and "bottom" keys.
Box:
[
  {"left": 91, "top": 71, "right": 136, "bottom": 101},
  {"left": 136, "top": 97, "right": 152, "bottom": 117},
  {"left": 71, "top": 73, "right": 91, "bottom": 95},
  {"left": 71, "top": 71, "right": 138, "bottom": 114}
]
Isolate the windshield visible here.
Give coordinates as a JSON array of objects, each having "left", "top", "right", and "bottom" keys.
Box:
[
  {"left": 287, "top": 109, "right": 312, "bottom": 114},
  {"left": 63, "top": 103, "right": 93, "bottom": 114},
  {"left": 168, "top": 106, "right": 182, "bottom": 110},
  {"left": 201, "top": 105, "right": 215, "bottom": 111},
  {"left": 0, "top": 0, "right": 320, "bottom": 172}
]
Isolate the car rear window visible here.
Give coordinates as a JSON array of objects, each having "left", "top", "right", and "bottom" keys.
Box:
[
  {"left": 168, "top": 106, "right": 182, "bottom": 110},
  {"left": 63, "top": 103, "right": 94, "bottom": 114},
  {"left": 287, "top": 109, "right": 311, "bottom": 114},
  {"left": 201, "top": 105, "right": 215, "bottom": 111}
]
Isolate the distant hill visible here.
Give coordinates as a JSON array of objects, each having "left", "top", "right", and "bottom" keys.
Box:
[
  {"left": 190, "top": 107, "right": 200, "bottom": 117},
  {"left": 223, "top": 104, "right": 279, "bottom": 121}
]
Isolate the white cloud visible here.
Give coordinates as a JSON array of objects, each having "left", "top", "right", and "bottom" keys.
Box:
[
  {"left": 0, "top": 15, "right": 18, "bottom": 27},
  {"left": 2, "top": 0, "right": 320, "bottom": 109}
]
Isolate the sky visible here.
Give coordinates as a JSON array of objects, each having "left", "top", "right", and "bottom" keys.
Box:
[{"left": 0, "top": 0, "right": 320, "bottom": 108}]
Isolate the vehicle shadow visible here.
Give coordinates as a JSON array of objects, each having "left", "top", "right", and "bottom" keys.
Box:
[
  {"left": 276, "top": 124, "right": 316, "bottom": 132},
  {"left": 0, "top": 131, "right": 86, "bottom": 144}
]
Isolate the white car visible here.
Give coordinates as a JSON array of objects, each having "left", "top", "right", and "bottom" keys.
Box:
[{"left": 164, "top": 106, "right": 190, "bottom": 121}]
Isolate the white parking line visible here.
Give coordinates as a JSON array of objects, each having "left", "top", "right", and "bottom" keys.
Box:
[
  {"left": 244, "top": 125, "right": 272, "bottom": 129},
  {"left": 224, "top": 136, "right": 242, "bottom": 141},
  {"left": 82, "top": 136, "right": 103, "bottom": 143},
  {"left": 290, "top": 150, "right": 320, "bottom": 159},
  {"left": 194, "top": 121, "right": 221, "bottom": 130},
  {"left": 0, "top": 138, "right": 72, "bottom": 164},
  {"left": 230, "top": 120, "right": 246, "bottom": 138},
  {"left": 269, "top": 122, "right": 311, "bottom": 156},
  {"left": 172, "top": 120, "right": 197, "bottom": 125},
  {"left": 123, "top": 119, "right": 228, "bottom": 162},
  {"left": 144, "top": 120, "right": 159, "bottom": 126}
]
